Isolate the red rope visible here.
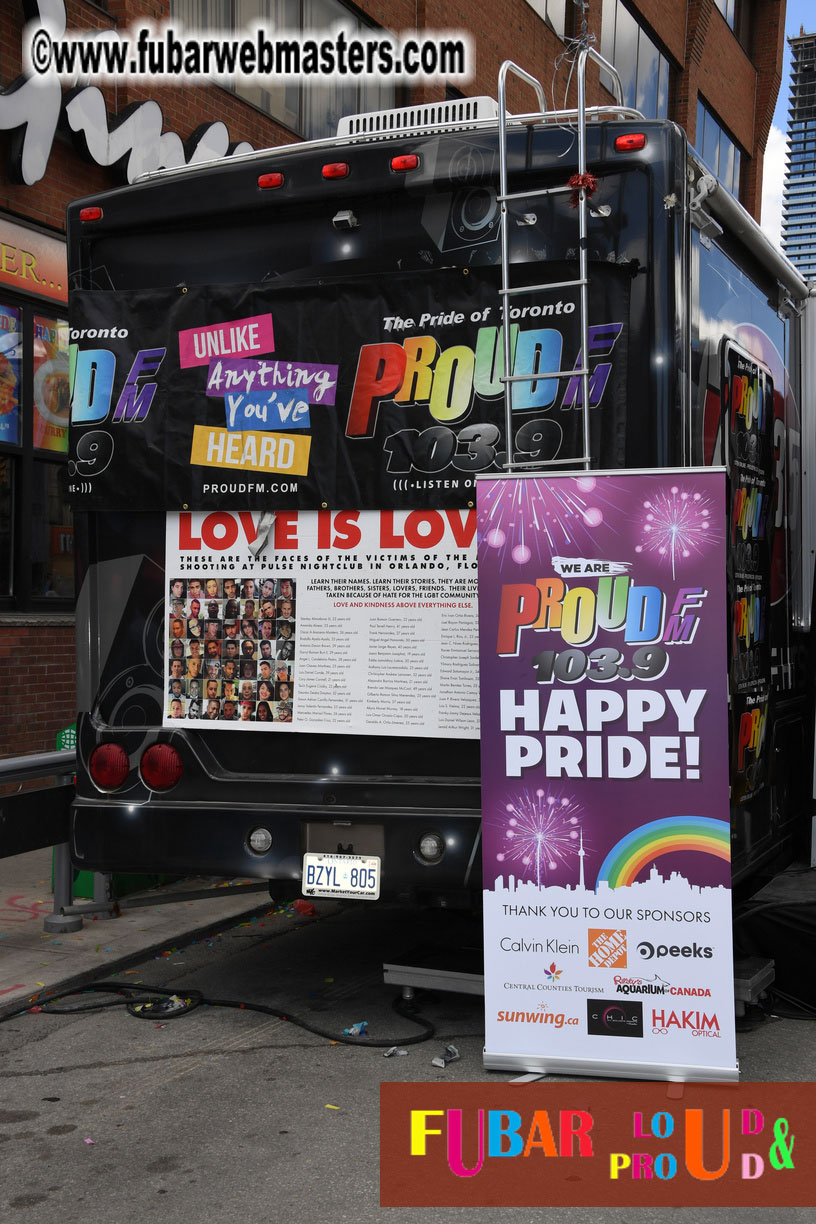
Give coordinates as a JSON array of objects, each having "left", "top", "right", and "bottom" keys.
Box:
[{"left": 568, "top": 172, "right": 598, "bottom": 208}]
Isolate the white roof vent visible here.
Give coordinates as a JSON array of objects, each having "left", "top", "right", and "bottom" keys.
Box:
[{"left": 337, "top": 96, "right": 499, "bottom": 138}]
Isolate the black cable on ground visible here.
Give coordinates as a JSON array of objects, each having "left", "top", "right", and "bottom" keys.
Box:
[{"left": 3, "top": 980, "right": 435, "bottom": 1046}]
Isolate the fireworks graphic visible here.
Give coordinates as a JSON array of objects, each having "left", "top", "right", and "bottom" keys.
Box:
[
  {"left": 494, "top": 788, "right": 584, "bottom": 888},
  {"left": 478, "top": 475, "right": 626, "bottom": 569},
  {"left": 635, "top": 485, "right": 717, "bottom": 578}
]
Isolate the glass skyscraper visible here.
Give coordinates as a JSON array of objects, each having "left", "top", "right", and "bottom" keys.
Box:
[{"left": 783, "top": 30, "right": 816, "bottom": 279}]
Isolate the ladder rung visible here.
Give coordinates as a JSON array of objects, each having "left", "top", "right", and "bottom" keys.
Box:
[
  {"left": 502, "top": 368, "right": 588, "bottom": 384},
  {"left": 500, "top": 278, "right": 586, "bottom": 297},
  {"left": 499, "top": 185, "right": 574, "bottom": 203},
  {"left": 502, "top": 456, "right": 592, "bottom": 471}
]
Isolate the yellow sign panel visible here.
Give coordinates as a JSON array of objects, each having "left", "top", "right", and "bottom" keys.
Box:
[{"left": 190, "top": 425, "right": 311, "bottom": 476}]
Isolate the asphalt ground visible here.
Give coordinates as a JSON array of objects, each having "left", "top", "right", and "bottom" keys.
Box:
[{"left": 1, "top": 848, "right": 815, "bottom": 1221}]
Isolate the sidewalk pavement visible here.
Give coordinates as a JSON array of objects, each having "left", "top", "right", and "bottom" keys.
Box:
[{"left": 0, "top": 846, "right": 273, "bottom": 1017}]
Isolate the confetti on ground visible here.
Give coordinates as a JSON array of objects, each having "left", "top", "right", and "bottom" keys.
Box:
[
  {"left": 325, "top": 1105, "right": 340, "bottom": 1110},
  {"left": 84, "top": 1138, "right": 95, "bottom": 1145}
]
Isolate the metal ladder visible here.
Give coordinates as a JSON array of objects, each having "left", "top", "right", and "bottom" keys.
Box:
[{"left": 497, "top": 52, "right": 626, "bottom": 473}]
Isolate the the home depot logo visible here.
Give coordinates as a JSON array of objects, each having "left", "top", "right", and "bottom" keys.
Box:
[{"left": 588, "top": 929, "right": 627, "bottom": 969}]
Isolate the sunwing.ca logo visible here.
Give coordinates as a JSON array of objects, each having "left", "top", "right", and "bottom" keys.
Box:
[
  {"left": 496, "top": 1005, "right": 578, "bottom": 1028},
  {"left": 586, "top": 998, "right": 643, "bottom": 1037},
  {"left": 588, "top": 928, "right": 627, "bottom": 969}
]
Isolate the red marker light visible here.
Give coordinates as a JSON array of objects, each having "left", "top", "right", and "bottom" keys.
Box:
[
  {"left": 258, "top": 172, "right": 284, "bottom": 189},
  {"left": 80, "top": 206, "right": 103, "bottom": 222},
  {"left": 391, "top": 154, "right": 419, "bottom": 172},
  {"left": 322, "top": 162, "right": 349, "bottom": 179},
  {"left": 615, "top": 133, "right": 647, "bottom": 152}
]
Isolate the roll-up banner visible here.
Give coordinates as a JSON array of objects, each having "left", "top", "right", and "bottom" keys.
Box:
[{"left": 476, "top": 468, "right": 737, "bottom": 1082}]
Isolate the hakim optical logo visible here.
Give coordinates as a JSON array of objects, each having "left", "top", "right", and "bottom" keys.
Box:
[{"left": 587, "top": 998, "right": 643, "bottom": 1038}]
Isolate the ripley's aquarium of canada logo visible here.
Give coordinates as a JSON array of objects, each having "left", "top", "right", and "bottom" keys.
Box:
[
  {"left": 587, "top": 998, "right": 643, "bottom": 1038},
  {"left": 588, "top": 928, "right": 627, "bottom": 969}
]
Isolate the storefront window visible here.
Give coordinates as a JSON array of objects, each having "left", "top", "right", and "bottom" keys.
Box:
[
  {"left": 31, "top": 463, "right": 73, "bottom": 598},
  {"left": 33, "top": 316, "right": 70, "bottom": 454},
  {"left": 0, "top": 291, "right": 73, "bottom": 609},
  {"left": 0, "top": 456, "right": 13, "bottom": 598},
  {"left": 0, "top": 303, "right": 22, "bottom": 447}
]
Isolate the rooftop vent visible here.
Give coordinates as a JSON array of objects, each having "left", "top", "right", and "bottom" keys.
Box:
[{"left": 337, "top": 96, "right": 499, "bottom": 139}]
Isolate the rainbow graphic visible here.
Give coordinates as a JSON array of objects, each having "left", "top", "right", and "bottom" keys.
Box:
[{"left": 596, "top": 816, "right": 731, "bottom": 888}]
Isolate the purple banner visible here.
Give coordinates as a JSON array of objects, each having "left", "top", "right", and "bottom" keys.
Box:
[{"left": 477, "top": 469, "right": 737, "bottom": 1080}]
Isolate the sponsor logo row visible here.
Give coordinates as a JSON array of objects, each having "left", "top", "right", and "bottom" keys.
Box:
[
  {"left": 496, "top": 1001, "right": 720, "bottom": 1039},
  {"left": 501, "top": 927, "right": 714, "bottom": 970}
]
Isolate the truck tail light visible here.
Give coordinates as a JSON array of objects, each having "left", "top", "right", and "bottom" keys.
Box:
[
  {"left": 140, "top": 744, "right": 183, "bottom": 791},
  {"left": 89, "top": 743, "right": 130, "bottom": 790},
  {"left": 391, "top": 154, "right": 419, "bottom": 172},
  {"left": 258, "top": 172, "right": 284, "bottom": 189},
  {"left": 615, "top": 133, "right": 647, "bottom": 152},
  {"left": 322, "top": 162, "right": 349, "bottom": 179},
  {"left": 80, "top": 206, "right": 103, "bottom": 221}
]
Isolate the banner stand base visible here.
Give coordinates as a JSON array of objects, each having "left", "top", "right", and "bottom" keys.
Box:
[{"left": 483, "top": 1048, "right": 739, "bottom": 1083}]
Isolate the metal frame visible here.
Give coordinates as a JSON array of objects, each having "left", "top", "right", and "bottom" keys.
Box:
[{"left": 496, "top": 53, "right": 625, "bottom": 476}]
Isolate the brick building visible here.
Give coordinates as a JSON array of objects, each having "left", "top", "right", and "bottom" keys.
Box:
[{"left": 0, "top": 0, "right": 786, "bottom": 758}]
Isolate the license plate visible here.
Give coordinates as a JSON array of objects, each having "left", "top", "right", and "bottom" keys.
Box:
[{"left": 302, "top": 852, "right": 381, "bottom": 900}]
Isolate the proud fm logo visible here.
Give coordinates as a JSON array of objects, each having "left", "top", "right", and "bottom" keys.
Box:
[{"left": 408, "top": 1105, "right": 795, "bottom": 1181}]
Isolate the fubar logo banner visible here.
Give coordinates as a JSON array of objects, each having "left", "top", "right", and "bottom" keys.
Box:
[{"left": 380, "top": 1082, "right": 814, "bottom": 1207}]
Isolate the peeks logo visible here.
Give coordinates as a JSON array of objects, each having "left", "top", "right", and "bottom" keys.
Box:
[
  {"left": 588, "top": 928, "right": 627, "bottom": 969},
  {"left": 638, "top": 941, "right": 713, "bottom": 960},
  {"left": 587, "top": 998, "right": 643, "bottom": 1038}
]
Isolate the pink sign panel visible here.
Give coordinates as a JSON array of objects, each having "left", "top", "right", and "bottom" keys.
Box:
[{"left": 178, "top": 314, "right": 275, "bottom": 368}]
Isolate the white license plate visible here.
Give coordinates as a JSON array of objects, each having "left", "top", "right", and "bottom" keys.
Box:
[{"left": 301, "top": 852, "right": 381, "bottom": 900}]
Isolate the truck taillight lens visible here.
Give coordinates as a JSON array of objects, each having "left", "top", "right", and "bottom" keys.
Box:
[
  {"left": 258, "top": 172, "right": 284, "bottom": 189},
  {"left": 391, "top": 154, "right": 419, "bottom": 172},
  {"left": 89, "top": 743, "right": 130, "bottom": 790},
  {"left": 322, "top": 162, "right": 349, "bottom": 179},
  {"left": 80, "top": 206, "right": 103, "bottom": 221},
  {"left": 615, "top": 133, "right": 647, "bottom": 151},
  {"left": 141, "top": 744, "right": 183, "bottom": 791}
]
